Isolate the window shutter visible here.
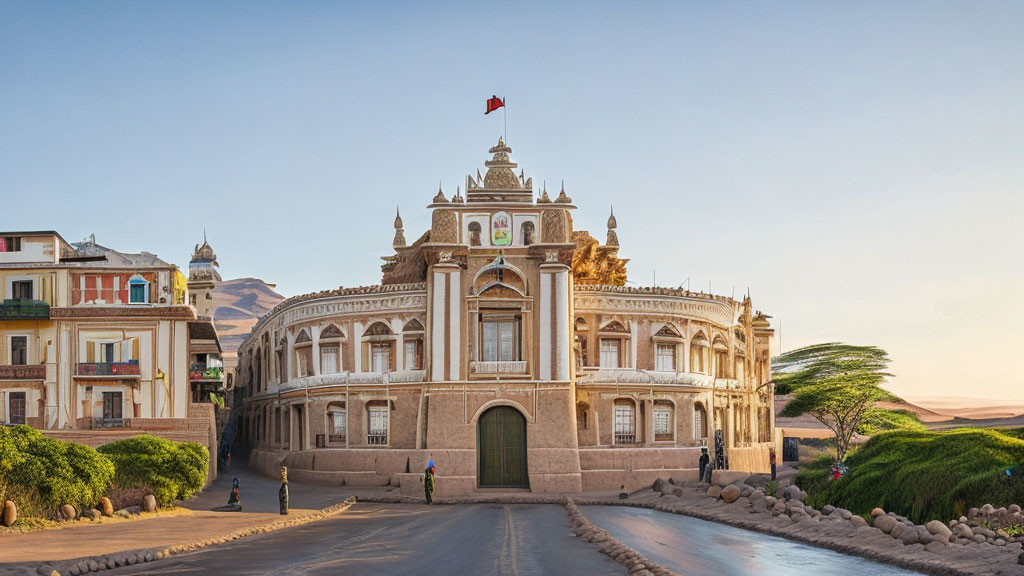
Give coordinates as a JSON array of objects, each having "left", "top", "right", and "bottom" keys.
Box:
[
  {"left": 132, "top": 338, "right": 140, "bottom": 361},
  {"left": 86, "top": 343, "right": 95, "bottom": 363}
]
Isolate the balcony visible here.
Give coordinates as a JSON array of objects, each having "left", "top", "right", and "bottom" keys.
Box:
[
  {"left": 77, "top": 362, "right": 141, "bottom": 377},
  {"left": 0, "top": 299, "right": 50, "bottom": 321},
  {"left": 190, "top": 366, "right": 224, "bottom": 382},
  {"left": 470, "top": 361, "right": 528, "bottom": 375},
  {"left": 0, "top": 364, "right": 46, "bottom": 380}
]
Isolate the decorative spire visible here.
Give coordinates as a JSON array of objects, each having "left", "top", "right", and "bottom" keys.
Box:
[
  {"left": 606, "top": 206, "right": 619, "bottom": 247},
  {"left": 555, "top": 180, "right": 572, "bottom": 203},
  {"left": 393, "top": 207, "right": 406, "bottom": 249},
  {"left": 538, "top": 181, "right": 551, "bottom": 203},
  {"left": 452, "top": 186, "right": 463, "bottom": 203},
  {"left": 432, "top": 183, "right": 448, "bottom": 203}
]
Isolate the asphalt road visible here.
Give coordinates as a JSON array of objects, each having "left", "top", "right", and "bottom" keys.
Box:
[
  {"left": 104, "top": 503, "right": 625, "bottom": 576},
  {"left": 583, "top": 505, "right": 923, "bottom": 576}
]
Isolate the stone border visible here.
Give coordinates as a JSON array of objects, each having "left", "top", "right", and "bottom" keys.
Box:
[
  {"left": 570, "top": 495, "right": 1007, "bottom": 576},
  {"left": 32, "top": 498, "right": 356, "bottom": 576},
  {"left": 566, "top": 499, "right": 679, "bottom": 576}
]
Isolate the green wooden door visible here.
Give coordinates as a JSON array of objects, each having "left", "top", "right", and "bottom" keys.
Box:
[{"left": 478, "top": 406, "right": 528, "bottom": 488}]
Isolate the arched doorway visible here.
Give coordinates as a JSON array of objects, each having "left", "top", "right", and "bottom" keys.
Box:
[{"left": 477, "top": 406, "right": 528, "bottom": 488}]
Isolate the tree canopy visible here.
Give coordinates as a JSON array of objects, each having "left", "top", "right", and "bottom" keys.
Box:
[{"left": 773, "top": 343, "right": 899, "bottom": 462}]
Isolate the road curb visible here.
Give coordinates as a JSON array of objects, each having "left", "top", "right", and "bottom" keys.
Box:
[
  {"left": 31, "top": 497, "right": 357, "bottom": 576},
  {"left": 565, "top": 499, "right": 679, "bottom": 576}
]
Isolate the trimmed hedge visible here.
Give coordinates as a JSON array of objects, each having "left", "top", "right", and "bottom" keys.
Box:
[
  {"left": 0, "top": 425, "right": 114, "bottom": 519},
  {"left": 800, "top": 428, "right": 1024, "bottom": 524},
  {"left": 97, "top": 435, "right": 208, "bottom": 506}
]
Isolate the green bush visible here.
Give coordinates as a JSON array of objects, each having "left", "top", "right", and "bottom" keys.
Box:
[
  {"left": 0, "top": 426, "right": 114, "bottom": 518},
  {"left": 799, "top": 428, "right": 1024, "bottom": 524},
  {"left": 97, "top": 435, "right": 208, "bottom": 506}
]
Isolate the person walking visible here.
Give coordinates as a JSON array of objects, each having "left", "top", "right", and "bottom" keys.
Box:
[
  {"left": 424, "top": 460, "right": 436, "bottom": 505},
  {"left": 769, "top": 447, "right": 777, "bottom": 481}
]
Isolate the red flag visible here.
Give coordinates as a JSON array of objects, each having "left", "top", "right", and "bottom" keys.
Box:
[{"left": 485, "top": 95, "right": 505, "bottom": 115}]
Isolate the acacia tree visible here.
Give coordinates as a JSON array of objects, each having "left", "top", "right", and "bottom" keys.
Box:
[{"left": 773, "top": 343, "right": 896, "bottom": 463}]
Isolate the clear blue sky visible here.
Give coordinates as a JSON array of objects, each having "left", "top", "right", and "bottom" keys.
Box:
[{"left": 2, "top": 2, "right": 1022, "bottom": 402}]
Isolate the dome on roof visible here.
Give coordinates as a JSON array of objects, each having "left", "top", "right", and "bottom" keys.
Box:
[{"left": 191, "top": 240, "right": 217, "bottom": 263}]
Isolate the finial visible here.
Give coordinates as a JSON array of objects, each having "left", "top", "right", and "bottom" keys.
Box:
[
  {"left": 433, "top": 183, "right": 447, "bottom": 203},
  {"left": 606, "top": 206, "right": 619, "bottom": 247},
  {"left": 203, "top": 228, "right": 207, "bottom": 244},
  {"left": 555, "top": 181, "right": 571, "bottom": 203},
  {"left": 393, "top": 206, "right": 407, "bottom": 249}
]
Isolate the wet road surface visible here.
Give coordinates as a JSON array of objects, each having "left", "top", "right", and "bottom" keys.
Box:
[
  {"left": 583, "top": 505, "right": 923, "bottom": 576},
  {"left": 104, "top": 503, "right": 625, "bottom": 576}
]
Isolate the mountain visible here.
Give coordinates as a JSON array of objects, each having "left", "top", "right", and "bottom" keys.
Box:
[{"left": 209, "top": 277, "right": 285, "bottom": 363}]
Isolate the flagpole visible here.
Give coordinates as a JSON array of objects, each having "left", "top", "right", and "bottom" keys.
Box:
[{"left": 503, "top": 98, "right": 508, "bottom": 143}]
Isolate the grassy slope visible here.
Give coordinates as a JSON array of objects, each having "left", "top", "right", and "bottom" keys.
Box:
[{"left": 799, "top": 428, "right": 1024, "bottom": 524}]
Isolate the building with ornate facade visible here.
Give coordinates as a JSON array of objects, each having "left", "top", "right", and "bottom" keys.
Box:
[
  {"left": 237, "top": 139, "right": 777, "bottom": 495},
  {"left": 0, "top": 231, "right": 221, "bottom": 479}
]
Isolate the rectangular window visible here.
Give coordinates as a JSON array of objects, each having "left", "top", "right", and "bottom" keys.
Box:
[
  {"left": 654, "top": 406, "right": 672, "bottom": 441},
  {"left": 600, "top": 339, "right": 621, "bottom": 368},
  {"left": 8, "top": 392, "right": 26, "bottom": 424},
  {"left": 367, "top": 405, "right": 388, "bottom": 445},
  {"left": 100, "top": 342, "right": 115, "bottom": 363},
  {"left": 0, "top": 237, "right": 22, "bottom": 252},
  {"left": 371, "top": 343, "right": 391, "bottom": 373},
  {"left": 320, "top": 346, "right": 339, "bottom": 374},
  {"left": 102, "top": 391, "right": 123, "bottom": 421},
  {"left": 613, "top": 403, "right": 635, "bottom": 444},
  {"left": 403, "top": 339, "right": 422, "bottom": 370},
  {"left": 129, "top": 282, "right": 147, "bottom": 303},
  {"left": 10, "top": 336, "right": 27, "bottom": 365},
  {"left": 11, "top": 280, "right": 32, "bottom": 300},
  {"left": 715, "top": 351, "right": 729, "bottom": 378},
  {"left": 330, "top": 410, "right": 347, "bottom": 443},
  {"left": 481, "top": 319, "right": 519, "bottom": 362},
  {"left": 655, "top": 344, "right": 675, "bottom": 371}
]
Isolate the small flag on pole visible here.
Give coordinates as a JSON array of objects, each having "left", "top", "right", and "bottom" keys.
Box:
[{"left": 485, "top": 95, "right": 505, "bottom": 115}]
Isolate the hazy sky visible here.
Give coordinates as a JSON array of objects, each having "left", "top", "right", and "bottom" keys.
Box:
[{"left": 2, "top": 2, "right": 1022, "bottom": 402}]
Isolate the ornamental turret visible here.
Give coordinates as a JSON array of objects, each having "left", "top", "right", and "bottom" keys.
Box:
[{"left": 393, "top": 207, "right": 406, "bottom": 249}]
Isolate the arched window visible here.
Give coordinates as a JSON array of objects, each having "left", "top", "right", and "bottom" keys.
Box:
[
  {"left": 128, "top": 275, "right": 149, "bottom": 304},
  {"left": 521, "top": 221, "right": 535, "bottom": 246},
  {"left": 402, "top": 319, "right": 424, "bottom": 370},
  {"left": 693, "top": 403, "right": 708, "bottom": 443},
  {"left": 690, "top": 332, "right": 709, "bottom": 375},
  {"left": 363, "top": 322, "right": 395, "bottom": 373},
  {"left": 713, "top": 336, "right": 729, "bottom": 378},
  {"left": 468, "top": 222, "right": 482, "bottom": 246},
  {"left": 327, "top": 402, "right": 346, "bottom": 444},
  {"left": 319, "top": 324, "right": 345, "bottom": 374},
  {"left": 613, "top": 399, "right": 636, "bottom": 445}
]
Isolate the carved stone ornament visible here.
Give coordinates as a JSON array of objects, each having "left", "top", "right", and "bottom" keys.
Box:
[
  {"left": 438, "top": 251, "right": 454, "bottom": 263},
  {"left": 541, "top": 210, "right": 566, "bottom": 243},
  {"left": 544, "top": 251, "right": 559, "bottom": 263},
  {"left": 430, "top": 210, "right": 458, "bottom": 243}
]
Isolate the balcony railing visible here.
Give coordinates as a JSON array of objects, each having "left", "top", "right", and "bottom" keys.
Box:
[
  {"left": 367, "top": 433, "right": 388, "bottom": 446},
  {"left": 0, "top": 364, "right": 46, "bottom": 380},
  {"left": 470, "top": 360, "right": 528, "bottom": 375},
  {"left": 77, "top": 362, "right": 141, "bottom": 377},
  {"left": 0, "top": 299, "right": 50, "bottom": 321}
]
